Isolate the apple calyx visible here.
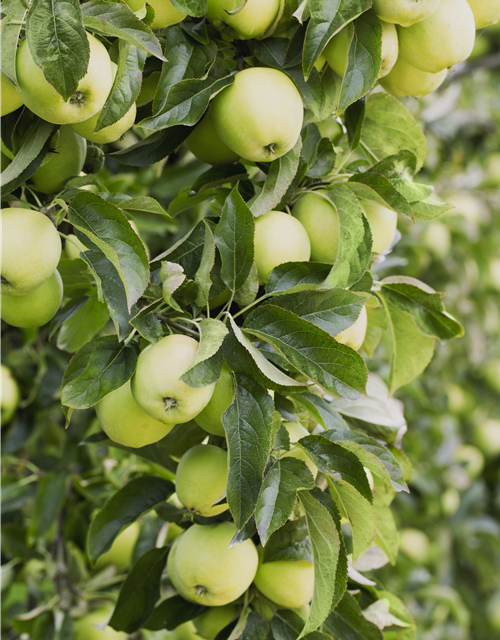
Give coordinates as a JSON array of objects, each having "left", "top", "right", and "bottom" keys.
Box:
[
  {"left": 265, "top": 143, "right": 276, "bottom": 158},
  {"left": 1, "top": 275, "right": 10, "bottom": 285},
  {"left": 164, "top": 397, "right": 178, "bottom": 413},
  {"left": 69, "top": 91, "right": 86, "bottom": 107},
  {"left": 195, "top": 585, "right": 208, "bottom": 597}
]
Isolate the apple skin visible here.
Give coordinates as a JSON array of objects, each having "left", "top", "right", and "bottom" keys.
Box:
[
  {"left": 467, "top": 0, "right": 500, "bottom": 29},
  {"left": 148, "top": 0, "right": 186, "bottom": 29},
  {"left": 131, "top": 334, "right": 215, "bottom": 426},
  {"left": 16, "top": 33, "right": 113, "bottom": 125},
  {"left": 124, "top": 0, "right": 146, "bottom": 11},
  {"left": 1, "top": 270, "right": 63, "bottom": 329},
  {"left": 74, "top": 605, "right": 128, "bottom": 640},
  {"left": 254, "top": 211, "right": 311, "bottom": 284},
  {"left": 316, "top": 117, "right": 343, "bottom": 144},
  {"left": 195, "top": 363, "right": 233, "bottom": 437},
  {"left": 187, "top": 108, "right": 240, "bottom": 166},
  {"left": 65, "top": 234, "right": 87, "bottom": 260},
  {"left": 1, "top": 365, "right": 20, "bottom": 425},
  {"left": 1, "top": 208, "right": 62, "bottom": 296},
  {"left": 207, "top": 0, "right": 281, "bottom": 40},
  {"left": 399, "top": 528, "right": 430, "bottom": 564},
  {"left": 31, "top": 126, "right": 87, "bottom": 194},
  {"left": 253, "top": 552, "right": 314, "bottom": 609},
  {"left": 1, "top": 72, "right": 23, "bottom": 116},
  {"left": 95, "top": 521, "right": 140, "bottom": 571},
  {"left": 282, "top": 421, "right": 317, "bottom": 477},
  {"left": 211, "top": 67, "right": 304, "bottom": 163},
  {"left": 176, "top": 444, "right": 229, "bottom": 517},
  {"left": 167, "top": 522, "right": 259, "bottom": 606},
  {"left": 359, "top": 198, "right": 398, "bottom": 254},
  {"left": 454, "top": 444, "right": 484, "bottom": 480},
  {"left": 136, "top": 71, "right": 161, "bottom": 106},
  {"left": 173, "top": 621, "right": 203, "bottom": 640},
  {"left": 193, "top": 604, "right": 238, "bottom": 640},
  {"left": 335, "top": 305, "right": 367, "bottom": 351},
  {"left": 379, "top": 55, "right": 447, "bottom": 97},
  {"left": 474, "top": 419, "right": 500, "bottom": 457},
  {"left": 292, "top": 191, "right": 339, "bottom": 264},
  {"left": 372, "top": 0, "right": 441, "bottom": 27},
  {"left": 397, "top": 0, "right": 476, "bottom": 74}
]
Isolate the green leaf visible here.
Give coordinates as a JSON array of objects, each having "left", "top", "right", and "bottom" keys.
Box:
[
  {"left": 87, "top": 476, "right": 174, "bottom": 565},
  {"left": 380, "top": 277, "right": 464, "bottom": 341},
  {"left": 263, "top": 517, "right": 313, "bottom": 564},
  {"left": 266, "top": 262, "right": 332, "bottom": 295},
  {"left": 293, "top": 393, "right": 349, "bottom": 430},
  {"left": 234, "top": 262, "right": 259, "bottom": 308},
  {"left": 82, "top": 0, "right": 165, "bottom": 60},
  {"left": 324, "top": 592, "right": 383, "bottom": 640},
  {"left": 194, "top": 221, "right": 216, "bottom": 307},
  {"left": 27, "top": 472, "right": 67, "bottom": 543},
  {"left": 214, "top": 186, "right": 255, "bottom": 293},
  {"left": 118, "top": 195, "right": 169, "bottom": 218},
  {"left": 190, "top": 163, "right": 248, "bottom": 194},
  {"left": 57, "top": 297, "right": 110, "bottom": 353},
  {"left": 256, "top": 458, "right": 315, "bottom": 546},
  {"left": 376, "top": 592, "right": 416, "bottom": 640},
  {"left": 244, "top": 304, "right": 368, "bottom": 400},
  {"left": 170, "top": 0, "right": 207, "bottom": 17},
  {"left": 61, "top": 336, "right": 139, "bottom": 409},
  {"left": 286, "top": 64, "right": 341, "bottom": 125},
  {"left": 348, "top": 173, "right": 414, "bottom": 221},
  {"left": 130, "top": 301, "right": 164, "bottom": 343},
  {"left": 109, "top": 547, "right": 170, "bottom": 633},
  {"left": 154, "top": 220, "right": 206, "bottom": 278},
  {"left": 144, "top": 595, "right": 207, "bottom": 631},
  {"left": 222, "top": 373, "right": 275, "bottom": 530},
  {"left": 108, "top": 126, "right": 191, "bottom": 166},
  {"left": 26, "top": 0, "right": 89, "bottom": 100},
  {"left": 411, "top": 195, "right": 453, "bottom": 220},
  {"left": 180, "top": 319, "right": 228, "bottom": 388},
  {"left": 345, "top": 98, "right": 365, "bottom": 149},
  {"left": 271, "top": 609, "right": 330, "bottom": 640},
  {"left": 239, "top": 611, "right": 269, "bottom": 640},
  {"left": 373, "top": 497, "right": 399, "bottom": 565},
  {"left": 1, "top": 1, "right": 28, "bottom": 84},
  {"left": 306, "top": 137, "right": 337, "bottom": 179}
]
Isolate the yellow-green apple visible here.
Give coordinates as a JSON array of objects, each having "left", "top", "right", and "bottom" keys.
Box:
[
  {"left": 172, "top": 621, "right": 203, "bottom": 640},
  {"left": 399, "top": 528, "right": 430, "bottom": 564},
  {"left": 1, "top": 72, "right": 23, "bottom": 116},
  {"left": 124, "top": 0, "right": 146, "bottom": 12},
  {"left": 16, "top": 33, "right": 113, "bottom": 124},
  {"left": 292, "top": 191, "right": 339, "bottom": 264},
  {"left": 31, "top": 126, "right": 87, "bottom": 194},
  {"left": 397, "top": 0, "right": 476, "bottom": 73},
  {"left": 193, "top": 604, "right": 238, "bottom": 639},
  {"left": 195, "top": 363, "right": 233, "bottom": 437},
  {"left": 359, "top": 198, "right": 398, "bottom": 254},
  {"left": 131, "top": 334, "right": 215, "bottom": 426},
  {"left": 1, "top": 365, "right": 20, "bottom": 425},
  {"left": 454, "top": 444, "right": 484, "bottom": 479},
  {"left": 474, "top": 419, "right": 500, "bottom": 457},
  {"left": 1, "top": 270, "right": 63, "bottom": 328},
  {"left": 316, "top": 117, "right": 343, "bottom": 144},
  {"left": 1, "top": 208, "right": 61, "bottom": 296},
  {"left": 148, "top": 0, "right": 186, "bottom": 29},
  {"left": 467, "top": 0, "right": 500, "bottom": 28},
  {"left": 176, "top": 444, "right": 229, "bottom": 517},
  {"left": 210, "top": 67, "right": 304, "bottom": 163},
  {"left": 379, "top": 55, "right": 448, "bottom": 96},
  {"left": 254, "top": 211, "right": 311, "bottom": 284},
  {"left": 253, "top": 550, "right": 314, "bottom": 609},
  {"left": 281, "top": 421, "right": 317, "bottom": 477},
  {"left": 334, "top": 306, "right": 367, "bottom": 351},
  {"left": 65, "top": 234, "right": 87, "bottom": 260},
  {"left": 372, "top": 0, "right": 441, "bottom": 27},
  {"left": 206, "top": 0, "right": 281, "bottom": 40},
  {"left": 96, "top": 379, "right": 174, "bottom": 447},
  {"left": 441, "top": 487, "right": 460, "bottom": 516},
  {"left": 187, "top": 108, "right": 240, "bottom": 166},
  {"left": 167, "top": 522, "right": 258, "bottom": 605},
  {"left": 95, "top": 521, "right": 140, "bottom": 571},
  {"left": 136, "top": 71, "right": 160, "bottom": 106},
  {"left": 74, "top": 605, "right": 128, "bottom": 640},
  {"left": 1, "top": 151, "right": 11, "bottom": 171}
]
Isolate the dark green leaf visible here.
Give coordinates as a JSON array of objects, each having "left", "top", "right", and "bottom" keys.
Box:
[
  {"left": 108, "top": 126, "right": 191, "bottom": 166},
  {"left": 266, "top": 262, "right": 332, "bottom": 295},
  {"left": 57, "top": 297, "right": 109, "bottom": 353},
  {"left": 271, "top": 609, "right": 330, "bottom": 640},
  {"left": 27, "top": 472, "right": 67, "bottom": 543},
  {"left": 194, "top": 220, "right": 216, "bottom": 307},
  {"left": 130, "top": 300, "right": 164, "bottom": 343},
  {"left": 190, "top": 163, "right": 248, "bottom": 194},
  {"left": 306, "top": 137, "right": 337, "bottom": 179},
  {"left": 144, "top": 595, "right": 207, "bottom": 631},
  {"left": 1, "top": 1, "right": 28, "bottom": 83},
  {"left": 153, "top": 220, "right": 206, "bottom": 278},
  {"left": 263, "top": 517, "right": 313, "bottom": 564},
  {"left": 345, "top": 98, "right": 365, "bottom": 149},
  {"left": 180, "top": 319, "right": 228, "bottom": 388},
  {"left": 170, "top": 0, "right": 207, "bottom": 17},
  {"left": 293, "top": 392, "right": 349, "bottom": 431},
  {"left": 324, "top": 592, "right": 383, "bottom": 640}
]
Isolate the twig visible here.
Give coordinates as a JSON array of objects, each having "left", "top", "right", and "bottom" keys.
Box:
[{"left": 157, "top": 316, "right": 199, "bottom": 337}]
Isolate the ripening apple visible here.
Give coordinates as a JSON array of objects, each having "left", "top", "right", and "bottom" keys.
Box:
[
  {"left": 131, "top": 335, "right": 216, "bottom": 426},
  {"left": 397, "top": 0, "right": 476, "bottom": 74},
  {"left": 1, "top": 365, "right": 20, "bottom": 425},
  {"left": 253, "top": 549, "right": 314, "bottom": 609},
  {"left": 31, "top": 126, "right": 87, "bottom": 194},
  {"left": 16, "top": 33, "right": 113, "bottom": 125},
  {"left": 65, "top": 234, "right": 87, "bottom": 260},
  {"left": 359, "top": 198, "right": 398, "bottom": 254},
  {"left": 399, "top": 528, "right": 430, "bottom": 564},
  {"left": 95, "top": 379, "right": 174, "bottom": 448},
  {"left": 148, "top": 0, "right": 186, "bottom": 29},
  {"left": 1, "top": 72, "right": 23, "bottom": 116},
  {"left": 167, "top": 522, "right": 259, "bottom": 606},
  {"left": 136, "top": 71, "right": 160, "bottom": 106},
  {"left": 379, "top": 56, "right": 448, "bottom": 97},
  {"left": 207, "top": 0, "right": 281, "bottom": 40},
  {"left": 281, "top": 421, "right": 317, "bottom": 477},
  {"left": 1, "top": 208, "right": 62, "bottom": 296},
  {"left": 254, "top": 211, "right": 311, "bottom": 284},
  {"left": 95, "top": 521, "right": 140, "bottom": 571},
  {"left": 195, "top": 363, "right": 233, "bottom": 437},
  {"left": 210, "top": 67, "right": 304, "bottom": 163},
  {"left": 334, "top": 306, "right": 367, "bottom": 351},
  {"left": 474, "top": 419, "right": 500, "bottom": 457},
  {"left": 467, "top": 0, "right": 500, "bottom": 29},
  {"left": 186, "top": 108, "right": 240, "bottom": 166},
  {"left": 372, "top": 0, "right": 440, "bottom": 27},
  {"left": 172, "top": 621, "right": 203, "bottom": 640},
  {"left": 193, "top": 604, "right": 238, "bottom": 640},
  {"left": 292, "top": 191, "right": 339, "bottom": 264},
  {"left": 1, "top": 270, "right": 63, "bottom": 328},
  {"left": 454, "top": 444, "right": 484, "bottom": 479},
  {"left": 175, "top": 444, "right": 229, "bottom": 517},
  {"left": 74, "top": 605, "right": 128, "bottom": 640},
  {"left": 316, "top": 117, "right": 343, "bottom": 144}
]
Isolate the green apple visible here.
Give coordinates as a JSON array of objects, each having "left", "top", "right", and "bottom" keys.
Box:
[
  {"left": 124, "top": 0, "right": 146, "bottom": 11},
  {"left": 167, "top": 522, "right": 258, "bottom": 606},
  {"left": 95, "top": 521, "right": 140, "bottom": 571},
  {"left": 254, "top": 211, "right": 311, "bottom": 284},
  {"left": 380, "top": 55, "right": 448, "bottom": 96},
  {"left": 193, "top": 604, "right": 238, "bottom": 639},
  {"left": 483, "top": 360, "right": 500, "bottom": 394},
  {"left": 211, "top": 67, "right": 304, "bottom": 163},
  {"left": 167, "top": 522, "right": 185, "bottom": 542},
  {"left": 207, "top": 0, "right": 281, "bottom": 40},
  {"left": 423, "top": 221, "right": 451, "bottom": 258},
  {"left": 65, "top": 234, "right": 87, "bottom": 260},
  {"left": 314, "top": 53, "right": 327, "bottom": 71},
  {"left": 399, "top": 528, "right": 430, "bottom": 564},
  {"left": 1, "top": 208, "right": 62, "bottom": 296},
  {"left": 1, "top": 72, "right": 23, "bottom": 116},
  {"left": 148, "top": 0, "right": 187, "bottom": 29},
  {"left": 487, "top": 590, "right": 500, "bottom": 631},
  {"left": 187, "top": 108, "right": 240, "bottom": 166},
  {"left": 173, "top": 621, "right": 203, "bottom": 640},
  {"left": 1, "top": 151, "right": 11, "bottom": 172},
  {"left": 372, "top": 0, "right": 441, "bottom": 27},
  {"left": 1, "top": 365, "right": 20, "bottom": 425},
  {"left": 441, "top": 487, "right": 460, "bottom": 516},
  {"left": 398, "top": 0, "right": 476, "bottom": 74},
  {"left": 195, "top": 363, "right": 233, "bottom": 437},
  {"left": 359, "top": 198, "right": 398, "bottom": 254},
  {"left": 253, "top": 551, "right": 314, "bottom": 609},
  {"left": 474, "top": 419, "right": 500, "bottom": 457},
  {"left": 96, "top": 379, "right": 174, "bottom": 448},
  {"left": 1, "top": 269, "right": 63, "bottom": 328},
  {"left": 16, "top": 33, "right": 113, "bottom": 125},
  {"left": 335, "top": 306, "right": 367, "bottom": 351},
  {"left": 316, "top": 117, "right": 343, "bottom": 144},
  {"left": 176, "top": 444, "right": 229, "bottom": 517},
  {"left": 137, "top": 71, "right": 160, "bottom": 106},
  {"left": 208, "top": 288, "right": 232, "bottom": 310},
  {"left": 467, "top": 0, "right": 500, "bottom": 28},
  {"left": 31, "top": 126, "right": 87, "bottom": 194},
  {"left": 131, "top": 334, "right": 216, "bottom": 426},
  {"left": 281, "top": 421, "right": 317, "bottom": 477},
  {"left": 454, "top": 444, "right": 484, "bottom": 479},
  {"left": 292, "top": 191, "right": 339, "bottom": 264},
  {"left": 74, "top": 605, "right": 128, "bottom": 639}
]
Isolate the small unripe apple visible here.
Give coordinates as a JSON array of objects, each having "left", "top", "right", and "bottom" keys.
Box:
[
  {"left": 467, "top": 0, "right": 500, "bottom": 29},
  {"left": 207, "top": 0, "right": 281, "bottom": 40},
  {"left": 193, "top": 604, "right": 238, "bottom": 639},
  {"left": 372, "top": 0, "right": 441, "bottom": 27},
  {"left": 186, "top": 108, "right": 240, "bottom": 166},
  {"left": 334, "top": 306, "right": 367, "bottom": 351},
  {"left": 1, "top": 270, "right": 63, "bottom": 328},
  {"left": 65, "top": 234, "right": 87, "bottom": 260},
  {"left": 474, "top": 419, "right": 500, "bottom": 457},
  {"left": 292, "top": 191, "right": 339, "bottom": 264},
  {"left": 399, "top": 528, "right": 430, "bottom": 564},
  {"left": 454, "top": 444, "right": 484, "bottom": 479},
  {"left": 254, "top": 211, "right": 311, "bottom": 284},
  {"left": 95, "top": 521, "right": 140, "bottom": 571},
  {"left": 359, "top": 198, "right": 398, "bottom": 254},
  {"left": 148, "top": 0, "right": 186, "bottom": 29},
  {"left": 253, "top": 550, "right": 314, "bottom": 609},
  {"left": 195, "top": 363, "right": 233, "bottom": 437},
  {"left": 441, "top": 487, "right": 460, "bottom": 516},
  {"left": 316, "top": 117, "right": 343, "bottom": 144},
  {"left": 74, "top": 605, "right": 128, "bottom": 639},
  {"left": 136, "top": 71, "right": 160, "bottom": 106},
  {"left": 1, "top": 72, "right": 23, "bottom": 116},
  {"left": 380, "top": 55, "right": 448, "bottom": 97},
  {"left": 1, "top": 365, "right": 20, "bottom": 425}
]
